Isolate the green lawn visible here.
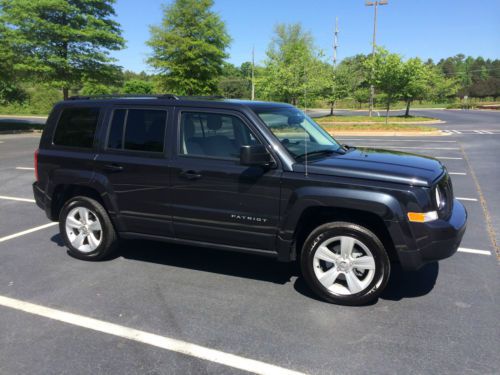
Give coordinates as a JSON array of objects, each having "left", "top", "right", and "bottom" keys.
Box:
[{"left": 316, "top": 115, "right": 438, "bottom": 123}]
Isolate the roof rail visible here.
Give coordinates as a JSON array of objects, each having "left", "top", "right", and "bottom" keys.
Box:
[{"left": 66, "top": 94, "right": 179, "bottom": 101}]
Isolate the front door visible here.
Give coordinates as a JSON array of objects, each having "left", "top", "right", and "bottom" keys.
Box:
[
  {"left": 94, "top": 106, "right": 173, "bottom": 236},
  {"left": 170, "top": 109, "right": 281, "bottom": 252}
]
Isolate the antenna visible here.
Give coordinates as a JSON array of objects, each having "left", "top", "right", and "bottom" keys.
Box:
[{"left": 251, "top": 46, "right": 255, "bottom": 100}]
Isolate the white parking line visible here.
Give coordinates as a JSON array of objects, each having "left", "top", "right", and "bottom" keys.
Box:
[
  {"left": 356, "top": 146, "right": 460, "bottom": 150},
  {"left": 437, "top": 157, "right": 463, "bottom": 160},
  {"left": 456, "top": 197, "right": 478, "bottom": 202},
  {"left": 458, "top": 248, "right": 491, "bottom": 256},
  {"left": 449, "top": 172, "right": 467, "bottom": 175},
  {"left": 0, "top": 195, "right": 35, "bottom": 203},
  {"left": 0, "top": 295, "right": 304, "bottom": 375},
  {"left": 0, "top": 222, "right": 58, "bottom": 243},
  {"left": 337, "top": 139, "right": 457, "bottom": 143},
  {"left": 16, "top": 167, "right": 35, "bottom": 170}
]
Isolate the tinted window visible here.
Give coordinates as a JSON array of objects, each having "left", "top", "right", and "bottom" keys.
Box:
[
  {"left": 180, "top": 112, "right": 259, "bottom": 159},
  {"left": 107, "top": 109, "right": 126, "bottom": 149},
  {"left": 53, "top": 107, "right": 100, "bottom": 148},
  {"left": 106, "top": 109, "right": 167, "bottom": 153}
]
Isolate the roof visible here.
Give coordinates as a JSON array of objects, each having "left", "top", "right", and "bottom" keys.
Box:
[{"left": 60, "top": 95, "right": 293, "bottom": 111}]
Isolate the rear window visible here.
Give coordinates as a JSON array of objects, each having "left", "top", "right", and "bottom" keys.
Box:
[
  {"left": 53, "top": 107, "right": 100, "bottom": 148},
  {"left": 107, "top": 109, "right": 167, "bottom": 153}
]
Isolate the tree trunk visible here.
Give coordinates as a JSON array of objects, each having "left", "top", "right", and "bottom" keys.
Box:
[
  {"left": 385, "top": 101, "right": 390, "bottom": 125},
  {"left": 63, "top": 87, "right": 69, "bottom": 100},
  {"left": 405, "top": 100, "right": 411, "bottom": 117},
  {"left": 330, "top": 102, "right": 334, "bottom": 116}
]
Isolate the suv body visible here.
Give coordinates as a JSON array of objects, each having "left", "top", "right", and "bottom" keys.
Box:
[{"left": 33, "top": 96, "right": 467, "bottom": 304}]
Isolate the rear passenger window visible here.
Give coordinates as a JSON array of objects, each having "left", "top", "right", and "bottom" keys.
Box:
[
  {"left": 53, "top": 107, "right": 100, "bottom": 148},
  {"left": 107, "top": 109, "right": 167, "bottom": 153}
]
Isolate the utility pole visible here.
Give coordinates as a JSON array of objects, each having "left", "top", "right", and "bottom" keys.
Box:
[
  {"left": 333, "top": 17, "right": 339, "bottom": 69},
  {"left": 251, "top": 46, "right": 255, "bottom": 100},
  {"left": 365, "top": 0, "right": 388, "bottom": 117}
]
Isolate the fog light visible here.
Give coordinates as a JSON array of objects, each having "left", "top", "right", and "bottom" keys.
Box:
[{"left": 407, "top": 211, "right": 438, "bottom": 223}]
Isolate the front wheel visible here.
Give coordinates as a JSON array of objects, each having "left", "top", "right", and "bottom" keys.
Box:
[{"left": 300, "top": 222, "right": 390, "bottom": 305}]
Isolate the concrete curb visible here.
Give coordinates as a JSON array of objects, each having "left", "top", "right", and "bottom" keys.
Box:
[
  {"left": 328, "top": 130, "right": 448, "bottom": 137},
  {"left": 318, "top": 120, "right": 445, "bottom": 125}
]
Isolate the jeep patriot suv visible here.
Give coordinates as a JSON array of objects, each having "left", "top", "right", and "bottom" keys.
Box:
[{"left": 33, "top": 95, "right": 467, "bottom": 305}]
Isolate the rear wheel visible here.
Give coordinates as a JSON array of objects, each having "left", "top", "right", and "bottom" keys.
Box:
[
  {"left": 300, "top": 221, "right": 390, "bottom": 305},
  {"left": 59, "top": 196, "right": 118, "bottom": 261}
]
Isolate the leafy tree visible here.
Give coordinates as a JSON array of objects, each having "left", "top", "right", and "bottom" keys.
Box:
[
  {"left": 400, "top": 58, "right": 430, "bottom": 116},
  {"left": 365, "top": 48, "right": 407, "bottom": 121},
  {"left": 260, "top": 23, "right": 323, "bottom": 105},
  {"left": 122, "top": 79, "right": 153, "bottom": 94},
  {"left": 218, "top": 77, "right": 250, "bottom": 98},
  {"left": 147, "top": 0, "right": 230, "bottom": 95},
  {"left": 0, "top": 0, "right": 125, "bottom": 99},
  {"left": 81, "top": 81, "right": 114, "bottom": 96}
]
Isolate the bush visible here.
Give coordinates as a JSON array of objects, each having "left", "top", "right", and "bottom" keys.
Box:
[{"left": 122, "top": 79, "right": 153, "bottom": 94}]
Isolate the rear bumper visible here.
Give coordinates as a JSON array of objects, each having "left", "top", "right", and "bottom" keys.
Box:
[
  {"left": 398, "top": 199, "right": 467, "bottom": 270},
  {"left": 33, "top": 182, "right": 52, "bottom": 219}
]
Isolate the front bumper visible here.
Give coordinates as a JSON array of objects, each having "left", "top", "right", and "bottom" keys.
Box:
[{"left": 398, "top": 199, "right": 467, "bottom": 270}]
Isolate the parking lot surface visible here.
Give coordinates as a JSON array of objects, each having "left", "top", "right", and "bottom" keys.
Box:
[{"left": 0, "top": 110, "right": 499, "bottom": 374}]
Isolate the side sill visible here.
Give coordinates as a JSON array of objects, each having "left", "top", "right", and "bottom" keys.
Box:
[{"left": 119, "top": 232, "right": 279, "bottom": 259}]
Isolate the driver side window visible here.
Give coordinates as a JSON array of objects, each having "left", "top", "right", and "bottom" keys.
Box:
[{"left": 179, "top": 112, "right": 260, "bottom": 159}]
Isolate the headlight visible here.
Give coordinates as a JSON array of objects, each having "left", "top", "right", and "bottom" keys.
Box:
[{"left": 435, "top": 186, "right": 446, "bottom": 210}]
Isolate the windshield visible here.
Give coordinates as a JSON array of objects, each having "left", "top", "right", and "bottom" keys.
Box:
[{"left": 255, "top": 107, "right": 343, "bottom": 159}]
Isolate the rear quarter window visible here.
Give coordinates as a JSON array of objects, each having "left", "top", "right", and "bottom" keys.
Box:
[{"left": 53, "top": 107, "right": 100, "bottom": 148}]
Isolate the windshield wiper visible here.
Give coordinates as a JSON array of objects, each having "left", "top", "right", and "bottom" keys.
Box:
[{"left": 296, "top": 149, "right": 341, "bottom": 160}]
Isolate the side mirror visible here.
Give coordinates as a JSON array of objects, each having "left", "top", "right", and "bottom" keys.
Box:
[{"left": 240, "top": 145, "right": 272, "bottom": 166}]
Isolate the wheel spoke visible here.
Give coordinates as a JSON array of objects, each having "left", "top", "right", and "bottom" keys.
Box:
[
  {"left": 72, "top": 232, "right": 86, "bottom": 249},
  {"left": 66, "top": 216, "right": 81, "bottom": 229},
  {"left": 318, "top": 267, "right": 340, "bottom": 288},
  {"left": 315, "top": 246, "right": 338, "bottom": 263},
  {"left": 87, "top": 233, "right": 100, "bottom": 249},
  {"left": 345, "top": 272, "right": 364, "bottom": 294},
  {"left": 340, "top": 236, "right": 355, "bottom": 258},
  {"left": 88, "top": 220, "right": 102, "bottom": 232},
  {"left": 78, "top": 207, "right": 89, "bottom": 224},
  {"left": 352, "top": 256, "right": 375, "bottom": 270}
]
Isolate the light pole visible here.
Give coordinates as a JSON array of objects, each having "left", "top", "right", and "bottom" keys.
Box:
[{"left": 365, "top": 0, "right": 388, "bottom": 117}]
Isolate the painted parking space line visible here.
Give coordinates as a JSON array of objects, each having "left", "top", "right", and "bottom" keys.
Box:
[
  {"left": 0, "top": 295, "right": 305, "bottom": 375},
  {"left": 15, "top": 167, "right": 35, "bottom": 170},
  {"left": 456, "top": 197, "right": 478, "bottom": 202},
  {"left": 355, "top": 146, "right": 460, "bottom": 150},
  {"left": 0, "top": 195, "right": 35, "bottom": 203},
  {"left": 449, "top": 172, "right": 467, "bottom": 175},
  {"left": 0, "top": 222, "right": 58, "bottom": 243},
  {"left": 437, "top": 157, "right": 463, "bottom": 160},
  {"left": 336, "top": 139, "right": 457, "bottom": 143},
  {"left": 458, "top": 248, "right": 491, "bottom": 256}
]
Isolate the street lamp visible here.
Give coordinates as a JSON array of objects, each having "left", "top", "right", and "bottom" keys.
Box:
[{"left": 365, "top": 0, "right": 388, "bottom": 117}]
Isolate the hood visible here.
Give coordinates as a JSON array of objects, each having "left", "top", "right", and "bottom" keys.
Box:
[{"left": 294, "top": 147, "right": 445, "bottom": 187}]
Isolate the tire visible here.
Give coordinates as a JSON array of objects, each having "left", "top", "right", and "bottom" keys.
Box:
[
  {"left": 59, "top": 196, "right": 118, "bottom": 261},
  {"left": 300, "top": 221, "right": 390, "bottom": 305}
]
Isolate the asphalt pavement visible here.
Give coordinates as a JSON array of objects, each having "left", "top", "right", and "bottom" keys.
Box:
[{"left": 0, "top": 110, "right": 499, "bottom": 374}]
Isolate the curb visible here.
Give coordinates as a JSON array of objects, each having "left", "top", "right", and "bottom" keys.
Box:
[
  {"left": 318, "top": 120, "right": 445, "bottom": 125},
  {"left": 328, "top": 130, "right": 448, "bottom": 137}
]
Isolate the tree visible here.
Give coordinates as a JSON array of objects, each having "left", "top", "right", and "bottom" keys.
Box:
[
  {"left": 218, "top": 77, "right": 250, "bottom": 98},
  {"left": 147, "top": 0, "right": 230, "bottom": 95},
  {"left": 0, "top": 0, "right": 125, "bottom": 100},
  {"left": 123, "top": 80, "right": 153, "bottom": 94},
  {"left": 400, "top": 58, "right": 430, "bottom": 116},
  {"left": 365, "top": 48, "right": 407, "bottom": 121},
  {"left": 260, "top": 23, "right": 323, "bottom": 105}
]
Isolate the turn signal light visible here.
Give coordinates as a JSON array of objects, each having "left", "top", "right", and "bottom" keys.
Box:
[{"left": 407, "top": 211, "right": 438, "bottom": 223}]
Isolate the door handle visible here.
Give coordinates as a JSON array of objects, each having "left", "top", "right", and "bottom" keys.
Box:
[
  {"left": 180, "top": 170, "right": 202, "bottom": 180},
  {"left": 104, "top": 163, "right": 124, "bottom": 172}
]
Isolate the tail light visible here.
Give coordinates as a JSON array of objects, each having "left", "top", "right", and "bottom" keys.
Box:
[{"left": 34, "top": 149, "right": 39, "bottom": 182}]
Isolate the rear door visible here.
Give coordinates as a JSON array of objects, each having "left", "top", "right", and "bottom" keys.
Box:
[
  {"left": 169, "top": 108, "right": 282, "bottom": 252},
  {"left": 94, "top": 106, "right": 173, "bottom": 236}
]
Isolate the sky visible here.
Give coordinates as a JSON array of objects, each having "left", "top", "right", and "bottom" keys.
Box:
[{"left": 112, "top": 0, "right": 500, "bottom": 73}]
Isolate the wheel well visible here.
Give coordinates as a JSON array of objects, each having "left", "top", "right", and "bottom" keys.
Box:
[
  {"left": 293, "top": 206, "right": 397, "bottom": 263},
  {"left": 51, "top": 184, "right": 104, "bottom": 220}
]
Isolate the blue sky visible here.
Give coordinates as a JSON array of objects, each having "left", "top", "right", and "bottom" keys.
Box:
[{"left": 112, "top": 0, "right": 500, "bottom": 73}]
